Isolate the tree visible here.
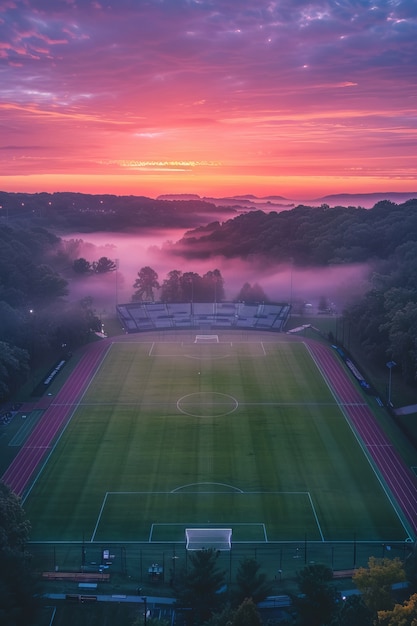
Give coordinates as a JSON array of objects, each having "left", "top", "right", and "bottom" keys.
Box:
[
  {"left": 93, "top": 256, "right": 117, "bottom": 273},
  {"left": 353, "top": 557, "right": 406, "bottom": 616},
  {"left": 174, "top": 548, "right": 227, "bottom": 623},
  {"left": 234, "top": 557, "right": 273, "bottom": 607},
  {"left": 377, "top": 593, "right": 417, "bottom": 625},
  {"left": 0, "top": 341, "right": 29, "bottom": 402},
  {"left": 230, "top": 598, "right": 263, "bottom": 626},
  {"left": 180, "top": 271, "right": 202, "bottom": 302},
  {"left": 295, "top": 563, "right": 339, "bottom": 626},
  {"left": 132, "top": 266, "right": 159, "bottom": 301},
  {"left": 405, "top": 544, "right": 417, "bottom": 594},
  {"left": 0, "top": 301, "right": 27, "bottom": 347},
  {"left": 202, "top": 269, "right": 225, "bottom": 303},
  {"left": 235, "top": 282, "right": 268, "bottom": 303},
  {"left": 383, "top": 301, "right": 417, "bottom": 384},
  {"left": 0, "top": 481, "right": 39, "bottom": 625},
  {"left": 330, "top": 594, "right": 372, "bottom": 626},
  {"left": 29, "top": 264, "right": 68, "bottom": 301},
  {"left": 203, "top": 603, "right": 235, "bottom": 626},
  {"left": 0, "top": 482, "right": 31, "bottom": 550},
  {"left": 160, "top": 270, "right": 184, "bottom": 302},
  {"left": 72, "top": 257, "right": 92, "bottom": 274}
]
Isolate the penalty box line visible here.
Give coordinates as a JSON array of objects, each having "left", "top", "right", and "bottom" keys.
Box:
[
  {"left": 147, "top": 341, "right": 268, "bottom": 358},
  {"left": 149, "top": 522, "right": 268, "bottom": 544},
  {"left": 90, "top": 490, "right": 324, "bottom": 543}
]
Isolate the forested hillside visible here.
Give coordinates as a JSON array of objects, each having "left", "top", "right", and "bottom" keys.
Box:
[
  {"left": 0, "top": 197, "right": 416, "bottom": 403},
  {"left": 169, "top": 199, "right": 417, "bottom": 266},
  {"left": 0, "top": 191, "right": 234, "bottom": 232},
  {"left": 0, "top": 226, "right": 101, "bottom": 401},
  {"left": 166, "top": 199, "right": 417, "bottom": 386}
]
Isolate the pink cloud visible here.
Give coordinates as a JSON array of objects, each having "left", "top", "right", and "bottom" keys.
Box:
[{"left": 0, "top": 0, "right": 415, "bottom": 197}]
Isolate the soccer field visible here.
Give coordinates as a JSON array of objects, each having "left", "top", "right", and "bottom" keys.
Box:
[{"left": 24, "top": 337, "right": 407, "bottom": 546}]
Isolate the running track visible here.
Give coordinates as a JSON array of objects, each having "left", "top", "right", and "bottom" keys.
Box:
[
  {"left": 1, "top": 340, "right": 110, "bottom": 498},
  {"left": 307, "top": 340, "right": 417, "bottom": 537},
  {"left": 2, "top": 337, "right": 417, "bottom": 538}
]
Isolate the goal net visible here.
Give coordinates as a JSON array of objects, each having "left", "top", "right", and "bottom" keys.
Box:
[
  {"left": 195, "top": 335, "right": 219, "bottom": 343},
  {"left": 185, "top": 528, "right": 232, "bottom": 551}
]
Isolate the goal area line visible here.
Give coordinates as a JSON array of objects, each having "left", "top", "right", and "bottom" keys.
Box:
[
  {"left": 150, "top": 523, "right": 268, "bottom": 546},
  {"left": 90, "top": 490, "right": 324, "bottom": 543}
]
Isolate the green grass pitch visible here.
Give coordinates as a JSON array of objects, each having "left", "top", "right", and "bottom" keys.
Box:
[{"left": 24, "top": 338, "right": 406, "bottom": 544}]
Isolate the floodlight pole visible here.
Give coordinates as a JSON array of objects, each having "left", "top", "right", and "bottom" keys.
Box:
[
  {"left": 142, "top": 597, "right": 147, "bottom": 626},
  {"left": 386, "top": 360, "right": 396, "bottom": 406},
  {"left": 172, "top": 545, "right": 179, "bottom": 584}
]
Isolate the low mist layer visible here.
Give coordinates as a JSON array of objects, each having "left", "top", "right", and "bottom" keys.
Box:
[{"left": 63, "top": 230, "right": 370, "bottom": 315}]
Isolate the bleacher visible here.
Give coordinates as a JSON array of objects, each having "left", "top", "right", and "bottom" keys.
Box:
[{"left": 117, "top": 301, "right": 290, "bottom": 333}]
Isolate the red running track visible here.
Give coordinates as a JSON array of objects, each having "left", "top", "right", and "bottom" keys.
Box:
[
  {"left": 1, "top": 340, "right": 110, "bottom": 498},
  {"left": 307, "top": 340, "right": 417, "bottom": 537},
  {"left": 3, "top": 336, "right": 417, "bottom": 538}
]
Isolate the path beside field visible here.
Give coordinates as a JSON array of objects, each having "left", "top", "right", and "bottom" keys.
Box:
[
  {"left": 1, "top": 340, "right": 110, "bottom": 498},
  {"left": 308, "top": 341, "right": 417, "bottom": 537}
]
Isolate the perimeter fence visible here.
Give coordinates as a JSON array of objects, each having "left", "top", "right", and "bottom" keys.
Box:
[{"left": 29, "top": 538, "right": 413, "bottom": 592}]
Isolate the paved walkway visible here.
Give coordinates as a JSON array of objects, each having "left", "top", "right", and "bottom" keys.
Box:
[
  {"left": 43, "top": 593, "right": 176, "bottom": 605},
  {"left": 395, "top": 404, "right": 417, "bottom": 416}
]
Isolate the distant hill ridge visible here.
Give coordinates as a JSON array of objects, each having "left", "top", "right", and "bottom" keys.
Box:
[
  {"left": 157, "top": 191, "right": 417, "bottom": 208},
  {"left": 316, "top": 192, "right": 417, "bottom": 204}
]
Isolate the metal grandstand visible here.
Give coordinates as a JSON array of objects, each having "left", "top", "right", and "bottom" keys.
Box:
[{"left": 116, "top": 301, "right": 291, "bottom": 333}]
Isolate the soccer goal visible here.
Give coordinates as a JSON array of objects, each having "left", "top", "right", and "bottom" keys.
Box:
[
  {"left": 194, "top": 335, "right": 219, "bottom": 343},
  {"left": 185, "top": 528, "right": 232, "bottom": 551}
]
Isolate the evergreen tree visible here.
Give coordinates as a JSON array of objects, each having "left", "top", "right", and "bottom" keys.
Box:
[
  {"left": 234, "top": 557, "right": 273, "bottom": 607},
  {"left": 230, "top": 598, "right": 262, "bottom": 626},
  {"left": 174, "top": 548, "right": 227, "bottom": 623}
]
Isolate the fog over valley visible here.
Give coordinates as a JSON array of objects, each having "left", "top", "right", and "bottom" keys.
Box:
[{"left": 62, "top": 229, "right": 371, "bottom": 314}]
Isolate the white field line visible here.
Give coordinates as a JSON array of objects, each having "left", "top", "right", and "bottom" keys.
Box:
[
  {"left": 91, "top": 492, "right": 109, "bottom": 542},
  {"left": 307, "top": 492, "right": 325, "bottom": 541}
]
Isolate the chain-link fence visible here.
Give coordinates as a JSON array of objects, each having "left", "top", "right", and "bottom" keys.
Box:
[{"left": 29, "top": 538, "right": 413, "bottom": 596}]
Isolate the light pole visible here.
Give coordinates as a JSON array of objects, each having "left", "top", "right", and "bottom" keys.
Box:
[
  {"left": 386, "top": 360, "right": 396, "bottom": 406},
  {"left": 115, "top": 258, "right": 119, "bottom": 306},
  {"left": 172, "top": 545, "right": 179, "bottom": 585},
  {"left": 28, "top": 308, "right": 36, "bottom": 382},
  {"left": 142, "top": 596, "right": 148, "bottom": 626}
]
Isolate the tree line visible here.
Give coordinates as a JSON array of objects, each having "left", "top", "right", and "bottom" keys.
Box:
[
  {"left": 168, "top": 199, "right": 417, "bottom": 266},
  {"left": 0, "top": 190, "right": 234, "bottom": 232},
  {"left": 0, "top": 226, "right": 102, "bottom": 402},
  {"left": 1, "top": 197, "right": 417, "bottom": 398}
]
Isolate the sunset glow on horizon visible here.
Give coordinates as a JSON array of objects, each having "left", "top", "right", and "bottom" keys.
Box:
[{"left": 1, "top": 0, "right": 416, "bottom": 200}]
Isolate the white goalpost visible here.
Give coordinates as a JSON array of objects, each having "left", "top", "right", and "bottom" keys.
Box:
[
  {"left": 185, "top": 528, "right": 232, "bottom": 551},
  {"left": 194, "top": 335, "right": 219, "bottom": 343}
]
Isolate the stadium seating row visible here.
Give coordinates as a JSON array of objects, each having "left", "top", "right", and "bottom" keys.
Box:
[{"left": 116, "top": 301, "right": 290, "bottom": 333}]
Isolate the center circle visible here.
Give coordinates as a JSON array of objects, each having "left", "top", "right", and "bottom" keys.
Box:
[{"left": 177, "top": 392, "right": 239, "bottom": 418}]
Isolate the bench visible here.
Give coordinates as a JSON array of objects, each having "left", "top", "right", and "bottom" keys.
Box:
[
  {"left": 65, "top": 594, "right": 98, "bottom": 603},
  {"left": 42, "top": 571, "right": 110, "bottom": 582}
]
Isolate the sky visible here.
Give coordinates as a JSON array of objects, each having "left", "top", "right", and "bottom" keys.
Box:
[{"left": 1, "top": 0, "right": 416, "bottom": 200}]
